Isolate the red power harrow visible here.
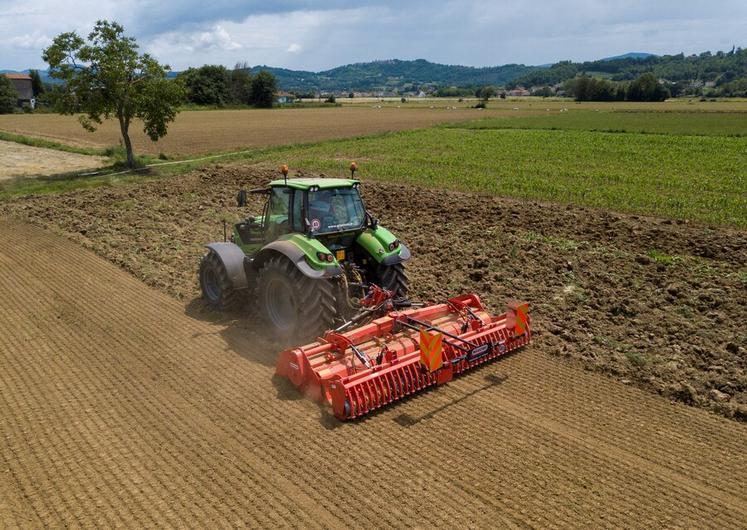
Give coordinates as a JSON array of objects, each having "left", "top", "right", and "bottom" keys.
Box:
[{"left": 276, "top": 293, "right": 531, "bottom": 420}]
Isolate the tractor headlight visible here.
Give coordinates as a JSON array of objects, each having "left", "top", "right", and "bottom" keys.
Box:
[{"left": 388, "top": 240, "right": 400, "bottom": 251}]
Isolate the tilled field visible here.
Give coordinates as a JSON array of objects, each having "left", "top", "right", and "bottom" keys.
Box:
[
  {"left": 1, "top": 218, "right": 746, "bottom": 527},
  {"left": 3, "top": 166, "right": 745, "bottom": 420}
]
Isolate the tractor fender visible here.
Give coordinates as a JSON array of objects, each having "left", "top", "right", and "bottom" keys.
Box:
[
  {"left": 381, "top": 243, "right": 411, "bottom": 266},
  {"left": 356, "top": 227, "right": 412, "bottom": 265},
  {"left": 254, "top": 241, "right": 342, "bottom": 279},
  {"left": 205, "top": 242, "right": 249, "bottom": 290}
]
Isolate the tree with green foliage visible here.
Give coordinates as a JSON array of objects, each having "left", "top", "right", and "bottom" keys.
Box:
[
  {"left": 714, "top": 76, "right": 747, "bottom": 97},
  {"left": 531, "top": 86, "right": 553, "bottom": 97},
  {"left": 43, "top": 20, "right": 184, "bottom": 168},
  {"left": 567, "top": 76, "right": 596, "bottom": 101},
  {"left": 0, "top": 75, "right": 18, "bottom": 113},
  {"left": 230, "top": 64, "right": 253, "bottom": 104},
  {"left": 476, "top": 85, "right": 496, "bottom": 101},
  {"left": 627, "top": 73, "right": 669, "bottom": 102},
  {"left": 435, "top": 85, "right": 474, "bottom": 97},
  {"left": 250, "top": 70, "right": 278, "bottom": 108},
  {"left": 179, "top": 65, "right": 231, "bottom": 106},
  {"left": 29, "top": 70, "right": 44, "bottom": 97}
]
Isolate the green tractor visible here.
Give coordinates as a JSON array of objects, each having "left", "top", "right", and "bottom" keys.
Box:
[{"left": 199, "top": 171, "right": 410, "bottom": 339}]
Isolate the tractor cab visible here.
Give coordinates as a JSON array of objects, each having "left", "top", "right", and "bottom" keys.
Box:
[{"left": 233, "top": 178, "right": 368, "bottom": 255}]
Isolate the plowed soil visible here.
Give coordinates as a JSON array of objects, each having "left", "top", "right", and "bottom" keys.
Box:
[
  {"left": 1, "top": 218, "right": 746, "bottom": 527},
  {"left": 3, "top": 166, "right": 745, "bottom": 421}
]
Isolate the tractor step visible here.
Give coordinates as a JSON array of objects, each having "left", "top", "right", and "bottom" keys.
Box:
[{"left": 275, "top": 294, "right": 531, "bottom": 420}]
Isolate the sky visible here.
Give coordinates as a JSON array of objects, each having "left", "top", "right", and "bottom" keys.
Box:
[{"left": 2, "top": 1, "right": 746, "bottom": 71}]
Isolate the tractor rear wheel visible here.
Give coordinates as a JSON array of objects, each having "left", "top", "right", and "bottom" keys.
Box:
[
  {"left": 199, "top": 250, "right": 241, "bottom": 310},
  {"left": 376, "top": 263, "right": 409, "bottom": 299},
  {"left": 256, "top": 256, "right": 336, "bottom": 340}
]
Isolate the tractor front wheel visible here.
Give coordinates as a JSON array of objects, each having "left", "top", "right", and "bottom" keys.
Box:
[
  {"left": 199, "top": 250, "right": 241, "bottom": 310},
  {"left": 256, "top": 256, "right": 336, "bottom": 340}
]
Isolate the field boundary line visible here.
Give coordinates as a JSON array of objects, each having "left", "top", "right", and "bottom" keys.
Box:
[{"left": 81, "top": 148, "right": 261, "bottom": 177}]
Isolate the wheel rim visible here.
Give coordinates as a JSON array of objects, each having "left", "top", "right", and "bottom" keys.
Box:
[
  {"left": 264, "top": 277, "right": 296, "bottom": 330},
  {"left": 202, "top": 266, "right": 221, "bottom": 301}
]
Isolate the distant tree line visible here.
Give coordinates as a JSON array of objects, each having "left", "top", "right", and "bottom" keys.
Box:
[
  {"left": 177, "top": 64, "right": 278, "bottom": 108},
  {"left": 565, "top": 73, "right": 670, "bottom": 102},
  {"left": 508, "top": 47, "right": 747, "bottom": 97}
]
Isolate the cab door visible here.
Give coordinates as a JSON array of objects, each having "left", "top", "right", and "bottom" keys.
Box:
[{"left": 264, "top": 187, "right": 291, "bottom": 242}]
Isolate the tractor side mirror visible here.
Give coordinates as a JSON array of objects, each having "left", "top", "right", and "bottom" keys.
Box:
[
  {"left": 368, "top": 211, "right": 378, "bottom": 228},
  {"left": 237, "top": 189, "right": 248, "bottom": 207}
]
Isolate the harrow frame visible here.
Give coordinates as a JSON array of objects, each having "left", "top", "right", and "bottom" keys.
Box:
[{"left": 276, "top": 294, "right": 531, "bottom": 419}]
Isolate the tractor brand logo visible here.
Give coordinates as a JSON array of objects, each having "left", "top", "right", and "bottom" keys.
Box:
[
  {"left": 419, "top": 329, "right": 443, "bottom": 373},
  {"left": 513, "top": 303, "right": 529, "bottom": 337}
]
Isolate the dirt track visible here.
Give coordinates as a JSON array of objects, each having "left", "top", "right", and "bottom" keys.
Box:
[{"left": 1, "top": 218, "right": 746, "bottom": 527}]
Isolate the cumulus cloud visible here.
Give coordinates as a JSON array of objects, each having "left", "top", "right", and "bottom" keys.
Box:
[
  {"left": 10, "top": 31, "right": 52, "bottom": 50},
  {"left": 150, "top": 25, "right": 242, "bottom": 55},
  {"left": 1, "top": 0, "right": 746, "bottom": 71}
]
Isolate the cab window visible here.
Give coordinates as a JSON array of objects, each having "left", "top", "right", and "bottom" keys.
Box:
[
  {"left": 308, "top": 188, "right": 366, "bottom": 234},
  {"left": 291, "top": 190, "right": 305, "bottom": 232},
  {"left": 265, "top": 187, "right": 290, "bottom": 240}
]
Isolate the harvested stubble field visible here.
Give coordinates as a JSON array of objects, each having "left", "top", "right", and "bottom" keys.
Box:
[
  {"left": 1, "top": 167, "right": 747, "bottom": 527},
  {"left": 0, "top": 106, "right": 524, "bottom": 156}
]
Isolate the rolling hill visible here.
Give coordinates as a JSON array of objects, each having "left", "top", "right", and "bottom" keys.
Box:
[{"left": 246, "top": 59, "right": 537, "bottom": 93}]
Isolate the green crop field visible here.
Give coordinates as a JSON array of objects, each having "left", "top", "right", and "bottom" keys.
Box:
[
  {"left": 453, "top": 110, "right": 747, "bottom": 137},
  {"left": 249, "top": 126, "right": 746, "bottom": 227}
]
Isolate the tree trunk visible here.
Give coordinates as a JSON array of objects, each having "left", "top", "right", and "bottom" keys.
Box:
[{"left": 117, "top": 112, "right": 135, "bottom": 168}]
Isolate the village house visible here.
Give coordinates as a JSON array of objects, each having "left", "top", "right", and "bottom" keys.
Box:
[
  {"left": 507, "top": 87, "right": 531, "bottom": 97},
  {"left": 275, "top": 90, "right": 295, "bottom": 104},
  {"left": 3, "top": 73, "right": 34, "bottom": 108}
]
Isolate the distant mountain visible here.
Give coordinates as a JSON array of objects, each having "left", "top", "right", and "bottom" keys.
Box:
[
  {"left": 601, "top": 52, "right": 656, "bottom": 62},
  {"left": 246, "top": 59, "right": 538, "bottom": 94}
]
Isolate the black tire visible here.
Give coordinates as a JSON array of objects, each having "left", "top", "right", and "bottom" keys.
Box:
[
  {"left": 256, "top": 256, "right": 336, "bottom": 340},
  {"left": 376, "top": 262, "right": 409, "bottom": 299},
  {"left": 199, "top": 250, "right": 241, "bottom": 310}
]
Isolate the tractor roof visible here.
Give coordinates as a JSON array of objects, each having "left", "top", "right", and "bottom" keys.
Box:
[{"left": 268, "top": 178, "right": 359, "bottom": 191}]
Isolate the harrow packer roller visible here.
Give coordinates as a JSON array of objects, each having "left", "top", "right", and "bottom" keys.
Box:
[{"left": 276, "top": 294, "right": 531, "bottom": 419}]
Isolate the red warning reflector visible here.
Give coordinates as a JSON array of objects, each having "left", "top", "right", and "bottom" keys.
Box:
[
  {"left": 507, "top": 301, "right": 530, "bottom": 337},
  {"left": 419, "top": 329, "right": 443, "bottom": 373}
]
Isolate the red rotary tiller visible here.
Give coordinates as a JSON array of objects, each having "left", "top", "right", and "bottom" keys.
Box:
[{"left": 276, "top": 293, "right": 531, "bottom": 420}]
